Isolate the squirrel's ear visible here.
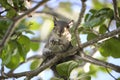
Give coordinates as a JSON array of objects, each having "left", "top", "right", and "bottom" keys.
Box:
[
  {"left": 53, "top": 17, "right": 57, "bottom": 26},
  {"left": 68, "top": 20, "right": 74, "bottom": 28}
]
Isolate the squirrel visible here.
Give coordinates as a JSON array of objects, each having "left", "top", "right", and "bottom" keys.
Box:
[{"left": 42, "top": 17, "right": 74, "bottom": 79}]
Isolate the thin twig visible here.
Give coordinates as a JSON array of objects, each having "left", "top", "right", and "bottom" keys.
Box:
[
  {"left": 1, "top": 25, "right": 120, "bottom": 78},
  {"left": 0, "top": 34, "right": 120, "bottom": 79},
  {"left": 31, "top": 39, "right": 41, "bottom": 42},
  {"left": 75, "top": 53, "right": 120, "bottom": 73},
  {"left": 0, "top": 9, "right": 9, "bottom": 14},
  {"left": 112, "top": 0, "right": 120, "bottom": 21},
  {"left": 1, "top": 21, "right": 120, "bottom": 79},
  {"left": 27, "top": 55, "right": 43, "bottom": 61},
  {"left": 13, "top": 0, "right": 49, "bottom": 21},
  {"left": 79, "top": 48, "right": 97, "bottom": 67},
  {"left": 81, "top": 27, "right": 120, "bottom": 48},
  {"left": 8, "top": 55, "right": 44, "bottom": 74},
  {"left": 1, "top": 66, "right": 5, "bottom": 77},
  {"left": 106, "top": 68, "right": 118, "bottom": 80},
  {"left": 74, "top": 0, "right": 86, "bottom": 48},
  {"left": 0, "top": 47, "right": 77, "bottom": 79},
  {"left": 0, "top": 0, "right": 49, "bottom": 53},
  {"left": 0, "top": 22, "right": 15, "bottom": 53}
]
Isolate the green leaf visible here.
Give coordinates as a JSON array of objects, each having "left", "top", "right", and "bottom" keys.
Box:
[
  {"left": 0, "top": 19, "right": 12, "bottom": 30},
  {"left": 16, "top": 23, "right": 28, "bottom": 33},
  {"left": 0, "top": 0, "right": 10, "bottom": 9},
  {"left": 56, "top": 61, "right": 78, "bottom": 78},
  {"left": 0, "top": 19, "right": 12, "bottom": 39},
  {"left": 12, "top": 0, "right": 19, "bottom": 8},
  {"left": 16, "top": 42, "right": 24, "bottom": 61},
  {"left": 18, "top": 0, "right": 27, "bottom": 11},
  {"left": 99, "top": 38, "right": 120, "bottom": 58},
  {"left": 6, "top": 52, "right": 20, "bottom": 69},
  {"left": 84, "top": 9, "right": 97, "bottom": 22},
  {"left": 84, "top": 8, "right": 113, "bottom": 28},
  {"left": 12, "top": 0, "right": 27, "bottom": 11},
  {"left": 77, "top": 74, "right": 91, "bottom": 80},
  {"left": 94, "top": 8, "right": 113, "bottom": 19},
  {"left": 116, "top": 21, "right": 120, "bottom": 28},
  {"left": 84, "top": 14, "right": 93, "bottom": 22},
  {"left": 16, "top": 23, "right": 34, "bottom": 34},
  {"left": 88, "top": 64, "right": 106, "bottom": 77},
  {"left": 0, "top": 40, "right": 21, "bottom": 69},
  {"left": 6, "top": 8, "right": 17, "bottom": 18},
  {"left": 0, "top": 46, "right": 12, "bottom": 65},
  {"left": 28, "top": 21, "right": 40, "bottom": 30},
  {"left": 0, "top": 0, "right": 17, "bottom": 18},
  {"left": 88, "top": 65, "right": 98, "bottom": 77},
  {"left": 87, "top": 33, "right": 98, "bottom": 41},
  {"left": 99, "top": 24, "right": 107, "bottom": 34},
  {"left": 117, "top": 77, "right": 120, "bottom": 80},
  {"left": 0, "top": 40, "right": 17, "bottom": 65},
  {"left": 83, "top": 17, "right": 105, "bottom": 28},
  {"left": 30, "top": 59, "right": 41, "bottom": 70},
  {"left": 30, "top": 42, "right": 39, "bottom": 51},
  {"left": 17, "top": 35, "right": 30, "bottom": 60}
]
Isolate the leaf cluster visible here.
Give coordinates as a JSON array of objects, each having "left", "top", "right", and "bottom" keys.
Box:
[{"left": 81, "top": 8, "right": 120, "bottom": 58}]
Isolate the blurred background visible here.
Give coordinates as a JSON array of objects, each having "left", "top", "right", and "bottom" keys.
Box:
[{"left": 0, "top": 0, "right": 120, "bottom": 80}]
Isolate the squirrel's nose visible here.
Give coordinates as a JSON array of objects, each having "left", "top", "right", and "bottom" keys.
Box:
[{"left": 58, "top": 33, "right": 62, "bottom": 37}]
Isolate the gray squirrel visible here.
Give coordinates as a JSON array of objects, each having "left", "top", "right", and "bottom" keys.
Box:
[
  {"left": 42, "top": 17, "right": 74, "bottom": 78},
  {"left": 43, "top": 17, "right": 73, "bottom": 56}
]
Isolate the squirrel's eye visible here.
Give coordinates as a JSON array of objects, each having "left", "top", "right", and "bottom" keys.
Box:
[
  {"left": 54, "top": 23, "right": 57, "bottom": 26},
  {"left": 67, "top": 25, "right": 69, "bottom": 28}
]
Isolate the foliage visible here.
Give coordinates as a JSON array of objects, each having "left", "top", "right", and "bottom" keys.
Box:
[
  {"left": 56, "top": 61, "right": 78, "bottom": 78},
  {"left": 30, "top": 59, "right": 41, "bottom": 70},
  {"left": 99, "top": 38, "right": 120, "bottom": 58},
  {"left": 0, "top": 0, "right": 120, "bottom": 80},
  {"left": 83, "top": 7, "right": 120, "bottom": 58}
]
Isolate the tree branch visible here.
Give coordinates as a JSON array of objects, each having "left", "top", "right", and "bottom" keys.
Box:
[
  {"left": 81, "top": 27, "right": 120, "bottom": 48},
  {"left": 76, "top": 54, "right": 120, "bottom": 73},
  {"left": 1, "top": 26, "right": 120, "bottom": 78},
  {"left": 0, "top": 22, "right": 15, "bottom": 53},
  {"left": 0, "top": 0, "right": 49, "bottom": 53},
  {"left": 7, "top": 55, "right": 43, "bottom": 74},
  {"left": 13, "top": 0, "right": 49, "bottom": 21},
  {"left": 1, "top": 28, "right": 120, "bottom": 79},
  {"left": 74, "top": 0, "right": 86, "bottom": 48},
  {"left": 1, "top": 0, "right": 120, "bottom": 79},
  {"left": 26, "top": 55, "right": 43, "bottom": 61},
  {"left": 79, "top": 48, "right": 97, "bottom": 67},
  {"left": 0, "top": 47, "right": 77, "bottom": 79},
  {"left": 112, "top": 0, "right": 120, "bottom": 21}
]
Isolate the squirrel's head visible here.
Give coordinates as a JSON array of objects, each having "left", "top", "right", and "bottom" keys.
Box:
[{"left": 53, "top": 17, "right": 73, "bottom": 37}]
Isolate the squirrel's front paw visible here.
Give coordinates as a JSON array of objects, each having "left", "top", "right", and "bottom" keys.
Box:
[
  {"left": 43, "top": 48, "right": 52, "bottom": 57},
  {"left": 50, "top": 39, "right": 60, "bottom": 45}
]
